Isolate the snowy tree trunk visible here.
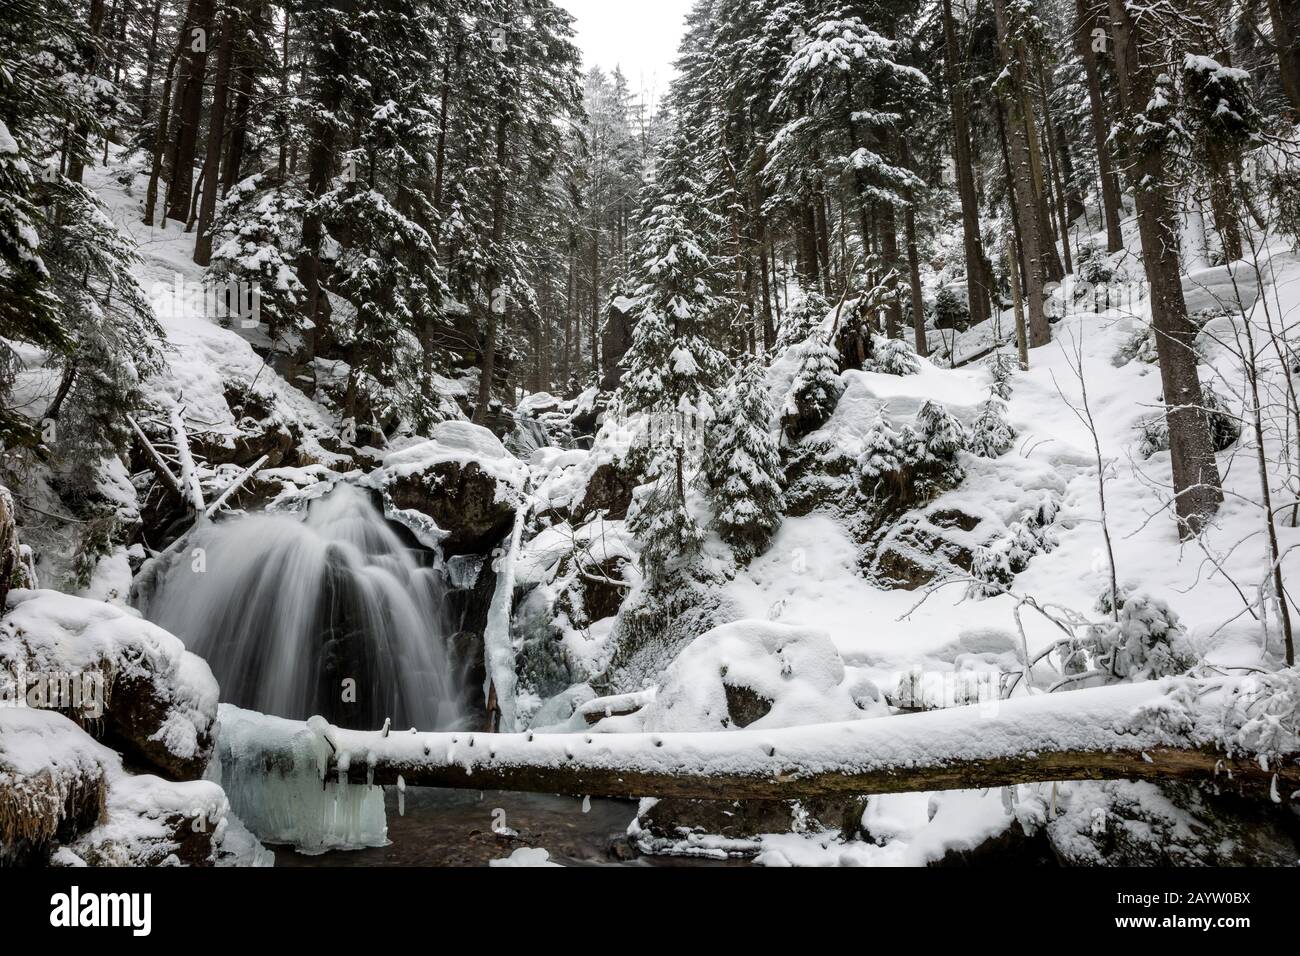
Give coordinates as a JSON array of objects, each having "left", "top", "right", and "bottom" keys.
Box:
[
  {"left": 276, "top": 682, "right": 1299, "bottom": 802},
  {"left": 1107, "top": 0, "right": 1223, "bottom": 537},
  {"left": 1077, "top": 0, "right": 1125, "bottom": 252},
  {"left": 992, "top": 0, "right": 1051, "bottom": 349}
]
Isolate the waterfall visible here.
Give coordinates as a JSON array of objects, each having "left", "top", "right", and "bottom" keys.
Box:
[{"left": 144, "top": 484, "right": 461, "bottom": 731}]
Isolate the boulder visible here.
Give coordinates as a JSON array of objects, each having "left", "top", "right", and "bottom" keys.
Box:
[
  {"left": 636, "top": 620, "right": 883, "bottom": 733},
  {"left": 636, "top": 795, "right": 868, "bottom": 853},
  {"left": 573, "top": 460, "right": 637, "bottom": 522},
  {"left": 868, "top": 506, "right": 987, "bottom": 591},
  {"left": 1042, "top": 780, "right": 1300, "bottom": 866},
  {"left": 371, "top": 421, "right": 526, "bottom": 557},
  {"left": 0, "top": 590, "right": 220, "bottom": 781},
  {"left": 0, "top": 709, "right": 107, "bottom": 865}
]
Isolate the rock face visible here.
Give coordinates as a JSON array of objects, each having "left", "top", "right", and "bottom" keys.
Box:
[
  {"left": 573, "top": 460, "right": 637, "bottom": 522},
  {"left": 371, "top": 421, "right": 526, "bottom": 557},
  {"left": 386, "top": 458, "right": 517, "bottom": 557},
  {"left": 0, "top": 590, "right": 220, "bottom": 781},
  {"left": 868, "top": 507, "right": 985, "bottom": 591},
  {"left": 601, "top": 296, "right": 636, "bottom": 392},
  {"left": 0, "top": 709, "right": 107, "bottom": 865}
]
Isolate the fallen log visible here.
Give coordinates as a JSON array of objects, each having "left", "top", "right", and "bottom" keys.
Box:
[{"left": 225, "top": 679, "right": 1300, "bottom": 802}]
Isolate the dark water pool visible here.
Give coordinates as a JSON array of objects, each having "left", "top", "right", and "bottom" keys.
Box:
[{"left": 273, "top": 786, "right": 741, "bottom": 867}]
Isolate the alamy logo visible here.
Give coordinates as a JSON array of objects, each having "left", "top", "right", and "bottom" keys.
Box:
[{"left": 49, "top": 886, "right": 152, "bottom": 936}]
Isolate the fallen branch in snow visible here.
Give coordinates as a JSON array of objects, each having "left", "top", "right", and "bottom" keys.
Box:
[
  {"left": 204, "top": 455, "right": 269, "bottom": 520},
  {"left": 127, "top": 414, "right": 184, "bottom": 497},
  {"left": 233, "top": 679, "right": 1300, "bottom": 802},
  {"left": 169, "top": 405, "right": 206, "bottom": 515}
]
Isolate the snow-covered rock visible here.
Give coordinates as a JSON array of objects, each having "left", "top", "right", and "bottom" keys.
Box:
[
  {"left": 1, "top": 707, "right": 267, "bottom": 866},
  {"left": 0, "top": 590, "right": 219, "bottom": 780},
  {"left": 368, "top": 420, "right": 526, "bottom": 556},
  {"left": 635, "top": 620, "right": 885, "bottom": 734}
]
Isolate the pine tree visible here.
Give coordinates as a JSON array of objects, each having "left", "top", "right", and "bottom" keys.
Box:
[
  {"left": 621, "top": 132, "right": 730, "bottom": 582},
  {"left": 968, "top": 395, "right": 1016, "bottom": 459},
  {"left": 774, "top": 289, "right": 831, "bottom": 355},
  {"left": 706, "top": 358, "right": 785, "bottom": 561},
  {"left": 781, "top": 333, "right": 842, "bottom": 441},
  {"left": 868, "top": 336, "right": 922, "bottom": 376},
  {"left": 207, "top": 174, "right": 305, "bottom": 341}
]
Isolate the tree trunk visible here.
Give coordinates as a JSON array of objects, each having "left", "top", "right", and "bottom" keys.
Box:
[
  {"left": 993, "top": 0, "right": 1051, "bottom": 348},
  {"left": 1108, "top": 0, "right": 1223, "bottom": 537},
  {"left": 143, "top": 36, "right": 184, "bottom": 226},
  {"left": 1077, "top": 0, "right": 1125, "bottom": 252},
  {"left": 1269, "top": 0, "right": 1300, "bottom": 116},
  {"left": 941, "top": 0, "right": 993, "bottom": 326},
  {"left": 244, "top": 682, "right": 1298, "bottom": 803},
  {"left": 473, "top": 108, "right": 510, "bottom": 424},
  {"left": 164, "top": 0, "right": 215, "bottom": 223},
  {"left": 297, "top": 1, "right": 354, "bottom": 374},
  {"left": 221, "top": 3, "right": 261, "bottom": 197},
  {"left": 193, "top": 7, "right": 236, "bottom": 266},
  {"left": 67, "top": 0, "right": 107, "bottom": 185},
  {"left": 900, "top": 138, "right": 927, "bottom": 357},
  {"left": 139, "top": 0, "right": 164, "bottom": 122}
]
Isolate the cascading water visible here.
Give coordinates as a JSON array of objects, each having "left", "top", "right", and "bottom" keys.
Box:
[{"left": 144, "top": 484, "right": 461, "bottom": 731}]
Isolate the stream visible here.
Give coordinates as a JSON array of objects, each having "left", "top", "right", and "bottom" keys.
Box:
[{"left": 273, "top": 787, "right": 743, "bottom": 867}]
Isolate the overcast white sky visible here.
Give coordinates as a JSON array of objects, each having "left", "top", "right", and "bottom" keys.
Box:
[{"left": 558, "top": 0, "right": 694, "bottom": 107}]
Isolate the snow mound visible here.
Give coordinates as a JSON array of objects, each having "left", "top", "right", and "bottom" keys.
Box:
[
  {"left": 1, "top": 589, "right": 219, "bottom": 777},
  {"left": 489, "top": 846, "right": 562, "bottom": 867},
  {"left": 380, "top": 420, "right": 526, "bottom": 488},
  {"left": 636, "top": 620, "right": 885, "bottom": 733}
]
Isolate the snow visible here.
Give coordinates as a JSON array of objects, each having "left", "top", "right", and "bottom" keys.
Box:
[
  {"left": 629, "top": 620, "right": 884, "bottom": 733},
  {"left": 1, "top": 589, "right": 219, "bottom": 764},
  {"left": 293, "top": 677, "right": 1263, "bottom": 789},
  {"left": 376, "top": 420, "right": 528, "bottom": 491},
  {"left": 0, "top": 707, "right": 269, "bottom": 866},
  {"left": 489, "top": 847, "right": 562, "bottom": 867}
]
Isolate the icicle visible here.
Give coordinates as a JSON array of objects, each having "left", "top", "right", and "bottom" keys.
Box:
[
  {"left": 581, "top": 795, "right": 591, "bottom": 814},
  {"left": 1270, "top": 774, "right": 1281, "bottom": 804},
  {"left": 397, "top": 775, "right": 407, "bottom": 817},
  {"left": 482, "top": 480, "right": 532, "bottom": 733}
]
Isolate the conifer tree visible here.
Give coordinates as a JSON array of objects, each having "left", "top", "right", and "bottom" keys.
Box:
[
  {"left": 781, "top": 333, "right": 842, "bottom": 441},
  {"left": 705, "top": 358, "right": 785, "bottom": 561}
]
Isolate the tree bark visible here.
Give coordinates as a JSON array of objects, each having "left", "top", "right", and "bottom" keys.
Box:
[
  {"left": 67, "top": 0, "right": 107, "bottom": 185},
  {"left": 1108, "top": 0, "right": 1223, "bottom": 536},
  {"left": 472, "top": 107, "right": 510, "bottom": 424},
  {"left": 1078, "top": 0, "right": 1125, "bottom": 252},
  {"left": 993, "top": 0, "right": 1051, "bottom": 348},
  {"left": 1269, "top": 0, "right": 1300, "bottom": 116},
  {"left": 941, "top": 0, "right": 993, "bottom": 327},
  {"left": 164, "top": 0, "right": 215, "bottom": 223},
  {"left": 193, "top": 6, "right": 236, "bottom": 266}
]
